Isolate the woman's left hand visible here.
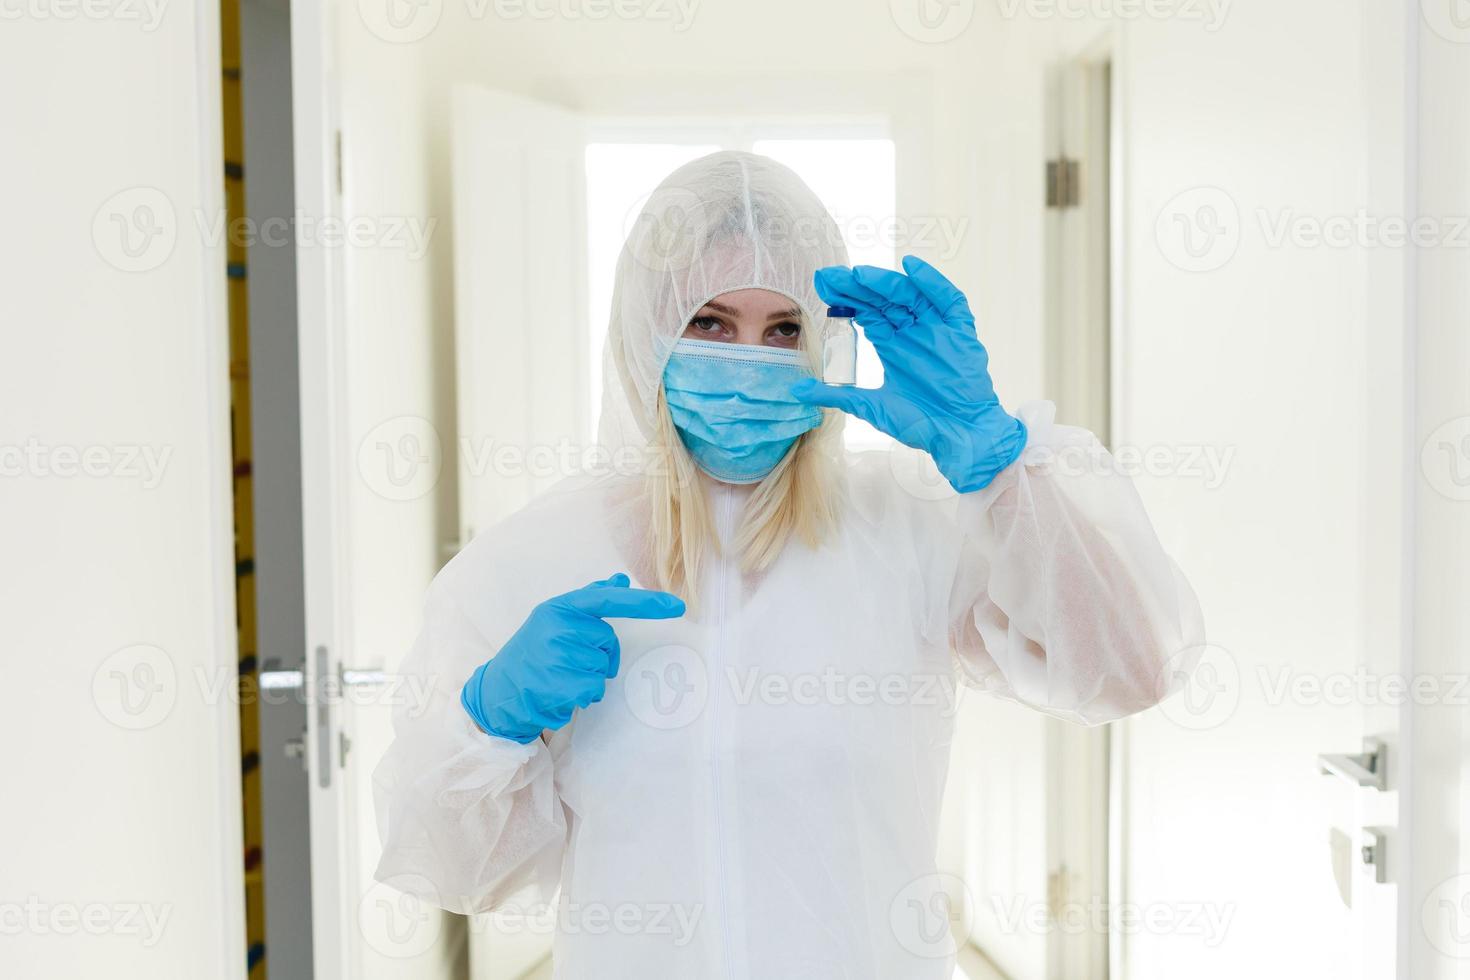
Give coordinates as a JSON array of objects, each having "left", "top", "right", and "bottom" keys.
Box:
[{"left": 791, "top": 254, "right": 1028, "bottom": 493}]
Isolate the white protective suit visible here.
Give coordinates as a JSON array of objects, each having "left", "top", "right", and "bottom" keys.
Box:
[{"left": 373, "top": 151, "right": 1205, "bottom": 979}]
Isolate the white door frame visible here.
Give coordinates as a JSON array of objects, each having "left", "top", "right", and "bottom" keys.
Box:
[
  {"left": 1045, "top": 30, "right": 1115, "bottom": 980},
  {"left": 1106, "top": 28, "right": 1133, "bottom": 979},
  {"left": 290, "top": 0, "right": 359, "bottom": 975},
  {"left": 1350, "top": 2, "right": 1468, "bottom": 974},
  {"left": 1404, "top": 2, "right": 1470, "bottom": 976}
]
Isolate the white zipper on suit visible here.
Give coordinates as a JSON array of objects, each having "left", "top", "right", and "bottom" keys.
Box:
[{"left": 709, "top": 483, "right": 736, "bottom": 980}]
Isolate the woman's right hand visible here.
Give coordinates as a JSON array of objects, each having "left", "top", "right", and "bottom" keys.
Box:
[{"left": 459, "top": 573, "right": 686, "bottom": 742}]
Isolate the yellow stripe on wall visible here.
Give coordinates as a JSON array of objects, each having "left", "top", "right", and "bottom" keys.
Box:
[{"left": 220, "top": 0, "right": 267, "bottom": 974}]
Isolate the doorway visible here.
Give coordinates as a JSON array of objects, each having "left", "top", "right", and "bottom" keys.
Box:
[{"left": 235, "top": 0, "right": 314, "bottom": 976}]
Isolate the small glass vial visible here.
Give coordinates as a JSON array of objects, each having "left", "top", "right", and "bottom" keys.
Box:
[{"left": 822, "top": 305, "right": 858, "bottom": 386}]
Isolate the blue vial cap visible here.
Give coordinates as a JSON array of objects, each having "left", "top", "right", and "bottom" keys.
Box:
[{"left": 826, "top": 305, "right": 858, "bottom": 318}]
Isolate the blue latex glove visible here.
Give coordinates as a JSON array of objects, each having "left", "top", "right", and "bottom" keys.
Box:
[
  {"left": 792, "top": 255, "right": 1028, "bottom": 493},
  {"left": 461, "top": 573, "right": 686, "bottom": 743}
]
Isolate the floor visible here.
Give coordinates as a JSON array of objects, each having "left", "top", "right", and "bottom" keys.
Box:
[{"left": 515, "top": 942, "right": 1007, "bottom": 979}]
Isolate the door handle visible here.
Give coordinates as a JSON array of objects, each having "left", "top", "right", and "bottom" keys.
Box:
[
  {"left": 340, "top": 667, "right": 389, "bottom": 689},
  {"left": 1317, "top": 737, "right": 1387, "bottom": 790},
  {"left": 260, "top": 669, "right": 305, "bottom": 690},
  {"left": 260, "top": 659, "right": 387, "bottom": 783},
  {"left": 258, "top": 667, "right": 388, "bottom": 690}
]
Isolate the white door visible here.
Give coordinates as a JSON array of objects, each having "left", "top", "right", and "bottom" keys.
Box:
[
  {"left": 1111, "top": 2, "right": 1403, "bottom": 976},
  {"left": 450, "top": 84, "right": 591, "bottom": 978},
  {"left": 290, "top": 3, "right": 361, "bottom": 976},
  {"left": 292, "top": 5, "right": 462, "bottom": 978},
  {"left": 451, "top": 85, "right": 591, "bottom": 548}
]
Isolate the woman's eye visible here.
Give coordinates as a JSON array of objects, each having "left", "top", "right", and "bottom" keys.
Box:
[
  {"left": 686, "top": 316, "right": 726, "bottom": 337},
  {"left": 766, "top": 321, "right": 801, "bottom": 346}
]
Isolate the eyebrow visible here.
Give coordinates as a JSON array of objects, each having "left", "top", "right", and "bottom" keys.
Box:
[{"left": 698, "top": 300, "right": 803, "bottom": 320}]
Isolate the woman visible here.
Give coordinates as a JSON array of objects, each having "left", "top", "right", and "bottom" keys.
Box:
[{"left": 374, "top": 151, "right": 1203, "bottom": 978}]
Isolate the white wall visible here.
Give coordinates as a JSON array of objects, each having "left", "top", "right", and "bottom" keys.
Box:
[{"left": 0, "top": 5, "right": 244, "bottom": 979}]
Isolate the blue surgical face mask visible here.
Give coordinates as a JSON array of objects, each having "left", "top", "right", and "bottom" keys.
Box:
[{"left": 661, "top": 338, "right": 823, "bottom": 484}]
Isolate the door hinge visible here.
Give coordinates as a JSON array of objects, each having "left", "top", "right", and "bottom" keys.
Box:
[
  {"left": 1046, "top": 866, "right": 1070, "bottom": 921},
  {"left": 1046, "top": 157, "right": 1081, "bottom": 209},
  {"left": 333, "top": 129, "right": 344, "bottom": 196}
]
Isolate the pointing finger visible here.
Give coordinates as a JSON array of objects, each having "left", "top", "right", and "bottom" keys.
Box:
[
  {"left": 557, "top": 585, "right": 687, "bottom": 621},
  {"left": 585, "top": 572, "right": 632, "bottom": 590}
]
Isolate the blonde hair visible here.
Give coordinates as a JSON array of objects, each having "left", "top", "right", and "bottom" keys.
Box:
[{"left": 646, "top": 340, "right": 842, "bottom": 613}]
